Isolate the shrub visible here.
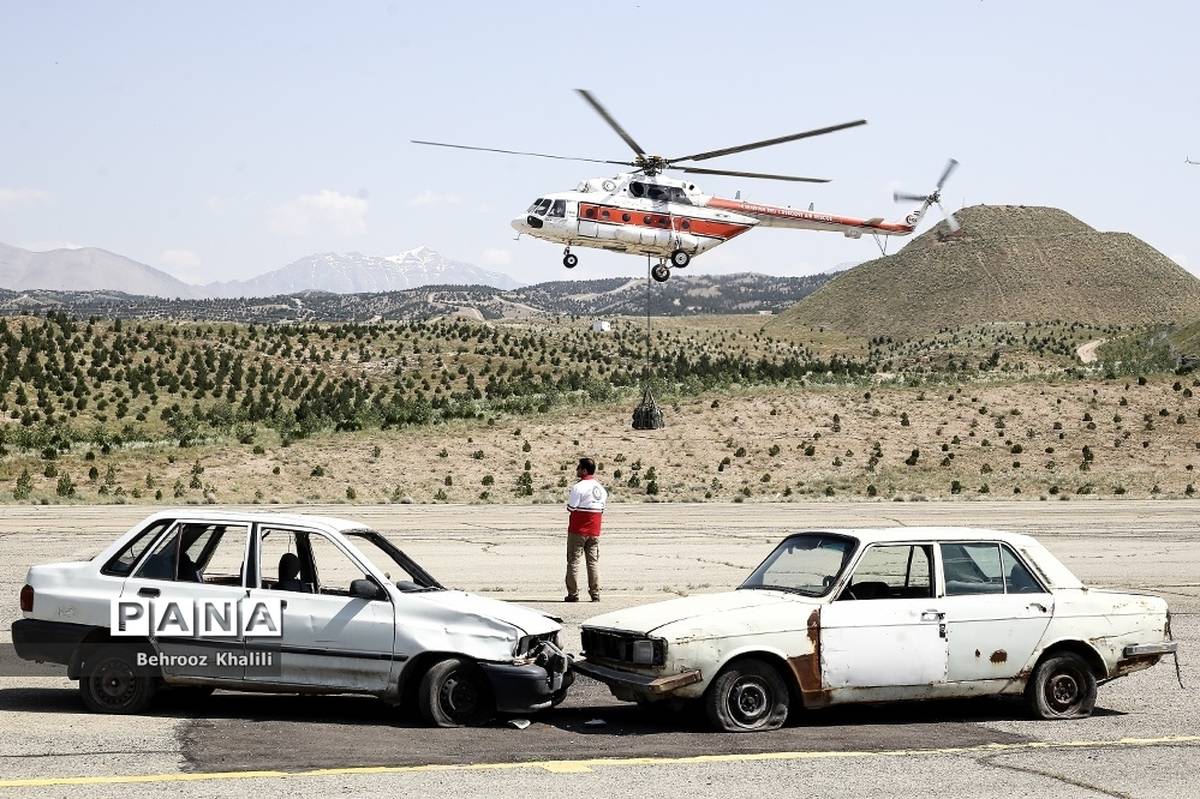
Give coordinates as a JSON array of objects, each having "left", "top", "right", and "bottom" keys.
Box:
[{"left": 13, "top": 469, "right": 32, "bottom": 500}]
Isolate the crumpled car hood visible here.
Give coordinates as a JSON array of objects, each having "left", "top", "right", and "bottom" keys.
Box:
[
  {"left": 583, "top": 590, "right": 813, "bottom": 636},
  {"left": 410, "top": 590, "right": 559, "bottom": 637}
]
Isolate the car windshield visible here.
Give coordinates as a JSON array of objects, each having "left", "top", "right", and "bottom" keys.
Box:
[
  {"left": 739, "top": 533, "right": 857, "bottom": 597},
  {"left": 343, "top": 529, "right": 444, "bottom": 592}
]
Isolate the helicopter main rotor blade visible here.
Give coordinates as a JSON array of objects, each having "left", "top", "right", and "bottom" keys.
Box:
[
  {"left": 410, "top": 140, "right": 633, "bottom": 166},
  {"left": 575, "top": 89, "right": 647, "bottom": 156},
  {"left": 669, "top": 119, "right": 867, "bottom": 164},
  {"left": 679, "top": 166, "right": 831, "bottom": 183}
]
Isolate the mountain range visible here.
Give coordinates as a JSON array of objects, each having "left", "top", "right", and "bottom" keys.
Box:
[
  {"left": 0, "top": 272, "right": 835, "bottom": 322},
  {"left": 0, "top": 243, "right": 521, "bottom": 297}
]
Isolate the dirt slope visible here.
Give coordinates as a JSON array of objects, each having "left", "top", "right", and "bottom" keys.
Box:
[{"left": 775, "top": 205, "right": 1200, "bottom": 338}]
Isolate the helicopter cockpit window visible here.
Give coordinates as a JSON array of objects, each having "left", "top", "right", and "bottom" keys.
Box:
[
  {"left": 526, "top": 198, "right": 551, "bottom": 215},
  {"left": 547, "top": 199, "right": 566, "bottom": 218}
]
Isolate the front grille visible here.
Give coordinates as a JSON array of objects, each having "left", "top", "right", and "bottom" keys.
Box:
[{"left": 581, "top": 628, "right": 664, "bottom": 666}]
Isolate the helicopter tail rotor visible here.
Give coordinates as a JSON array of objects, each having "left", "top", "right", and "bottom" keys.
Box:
[{"left": 894, "top": 158, "right": 960, "bottom": 233}]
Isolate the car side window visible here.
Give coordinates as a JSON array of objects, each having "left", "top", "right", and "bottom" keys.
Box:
[
  {"left": 102, "top": 519, "right": 172, "bottom": 576},
  {"left": 259, "top": 528, "right": 313, "bottom": 593},
  {"left": 942, "top": 543, "right": 1005, "bottom": 595},
  {"left": 308, "top": 534, "right": 371, "bottom": 597},
  {"left": 184, "top": 524, "right": 249, "bottom": 586},
  {"left": 1001, "top": 545, "right": 1045, "bottom": 594},
  {"left": 839, "top": 544, "right": 933, "bottom": 600},
  {"left": 132, "top": 523, "right": 248, "bottom": 584}
]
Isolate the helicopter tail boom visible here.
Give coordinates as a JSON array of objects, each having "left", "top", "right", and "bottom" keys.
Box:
[{"left": 706, "top": 196, "right": 915, "bottom": 237}]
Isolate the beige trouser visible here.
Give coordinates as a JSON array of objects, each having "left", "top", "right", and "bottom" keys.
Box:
[{"left": 565, "top": 533, "right": 600, "bottom": 599}]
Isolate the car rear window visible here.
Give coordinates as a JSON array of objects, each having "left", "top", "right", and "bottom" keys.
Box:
[{"left": 101, "top": 519, "right": 172, "bottom": 576}]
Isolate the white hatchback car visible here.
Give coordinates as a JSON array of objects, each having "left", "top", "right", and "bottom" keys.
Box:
[
  {"left": 576, "top": 527, "right": 1177, "bottom": 732},
  {"left": 14, "top": 511, "right": 570, "bottom": 726}
]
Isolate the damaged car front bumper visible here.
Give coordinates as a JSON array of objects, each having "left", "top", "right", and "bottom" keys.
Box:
[
  {"left": 481, "top": 640, "right": 574, "bottom": 714},
  {"left": 573, "top": 657, "right": 701, "bottom": 701}
]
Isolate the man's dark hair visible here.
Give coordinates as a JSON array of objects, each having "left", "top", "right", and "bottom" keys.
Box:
[{"left": 577, "top": 457, "right": 596, "bottom": 476}]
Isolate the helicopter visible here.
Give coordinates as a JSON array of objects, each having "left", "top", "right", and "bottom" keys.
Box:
[{"left": 413, "top": 90, "right": 958, "bottom": 283}]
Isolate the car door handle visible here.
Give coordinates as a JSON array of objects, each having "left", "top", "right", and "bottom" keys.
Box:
[
  {"left": 1027, "top": 602, "right": 1048, "bottom": 613},
  {"left": 137, "top": 587, "right": 161, "bottom": 598},
  {"left": 920, "top": 610, "right": 945, "bottom": 621}
]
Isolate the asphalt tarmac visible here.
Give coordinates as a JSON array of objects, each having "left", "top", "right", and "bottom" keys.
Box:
[{"left": 0, "top": 501, "right": 1196, "bottom": 798}]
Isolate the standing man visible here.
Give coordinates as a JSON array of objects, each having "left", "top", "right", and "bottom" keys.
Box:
[{"left": 565, "top": 457, "right": 607, "bottom": 602}]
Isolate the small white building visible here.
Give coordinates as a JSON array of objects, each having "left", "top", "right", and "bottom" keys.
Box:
[{"left": 591, "top": 320, "right": 612, "bottom": 333}]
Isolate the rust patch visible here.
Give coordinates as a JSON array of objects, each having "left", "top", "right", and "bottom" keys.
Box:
[
  {"left": 806, "top": 608, "right": 820, "bottom": 647},
  {"left": 990, "top": 649, "right": 1008, "bottom": 664},
  {"left": 786, "top": 609, "right": 831, "bottom": 708}
]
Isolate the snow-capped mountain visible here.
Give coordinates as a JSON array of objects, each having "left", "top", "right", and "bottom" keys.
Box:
[{"left": 206, "top": 247, "right": 522, "bottom": 296}]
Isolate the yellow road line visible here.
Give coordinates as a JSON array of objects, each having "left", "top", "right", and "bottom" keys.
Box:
[{"left": 2, "top": 735, "right": 1198, "bottom": 789}]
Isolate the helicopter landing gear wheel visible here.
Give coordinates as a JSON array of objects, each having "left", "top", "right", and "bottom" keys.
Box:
[
  {"left": 562, "top": 253, "right": 578, "bottom": 269},
  {"left": 670, "top": 249, "right": 691, "bottom": 269},
  {"left": 651, "top": 263, "right": 670, "bottom": 283}
]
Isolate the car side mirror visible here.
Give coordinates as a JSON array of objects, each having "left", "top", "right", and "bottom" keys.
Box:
[{"left": 349, "top": 578, "right": 385, "bottom": 601}]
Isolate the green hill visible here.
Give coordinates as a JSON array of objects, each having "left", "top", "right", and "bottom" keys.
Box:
[{"left": 775, "top": 205, "right": 1200, "bottom": 339}]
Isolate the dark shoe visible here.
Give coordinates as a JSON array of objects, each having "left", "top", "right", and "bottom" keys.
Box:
[
  {"left": 590, "top": 595, "right": 601, "bottom": 602},
  {"left": 564, "top": 595, "right": 579, "bottom": 603}
]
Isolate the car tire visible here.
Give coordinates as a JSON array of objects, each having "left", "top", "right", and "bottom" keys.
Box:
[
  {"left": 78, "top": 644, "right": 157, "bottom": 715},
  {"left": 417, "top": 657, "right": 494, "bottom": 727},
  {"left": 704, "top": 658, "right": 789, "bottom": 732},
  {"left": 1027, "top": 652, "right": 1097, "bottom": 720}
]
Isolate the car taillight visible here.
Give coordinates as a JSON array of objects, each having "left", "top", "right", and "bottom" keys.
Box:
[{"left": 19, "top": 584, "right": 33, "bottom": 612}]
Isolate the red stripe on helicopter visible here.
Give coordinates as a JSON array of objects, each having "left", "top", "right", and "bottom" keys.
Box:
[
  {"left": 707, "top": 197, "right": 914, "bottom": 233},
  {"left": 577, "top": 203, "right": 753, "bottom": 241}
]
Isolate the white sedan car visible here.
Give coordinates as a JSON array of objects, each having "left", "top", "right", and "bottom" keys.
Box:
[
  {"left": 14, "top": 510, "right": 570, "bottom": 726},
  {"left": 576, "top": 527, "right": 1177, "bottom": 732}
]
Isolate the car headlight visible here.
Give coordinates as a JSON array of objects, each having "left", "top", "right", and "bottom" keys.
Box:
[
  {"left": 631, "top": 639, "right": 657, "bottom": 665},
  {"left": 514, "top": 633, "right": 560, "bottom": 658}
]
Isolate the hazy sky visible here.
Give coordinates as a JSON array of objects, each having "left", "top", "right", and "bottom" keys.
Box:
[{"left": 1, "top": 1, "right": 1196, "bottom": 285}]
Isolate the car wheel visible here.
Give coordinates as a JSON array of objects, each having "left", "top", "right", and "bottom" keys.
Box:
[
  {"left": 1028, "top": 652, "right": 1097, "bottom": 720},
  {"left": 704, "top": 658, "right": 789, "bottom": 732},
  {"left": 78, "top": 644, "right": 157, "bottom": 714},
  {"left": 417, "top": 657, "right": 494, "bottom": 727}
]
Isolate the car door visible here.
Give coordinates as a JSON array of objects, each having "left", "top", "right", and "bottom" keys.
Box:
[
  {"left": 940, "top": 542, "right": 1054, "bottom": 683},
  {"left": 119, "top": 520, "right": 251, "bottom": 681},
  {"left": 243, "top": 526, "right": 396, "bottom": 692},
  {"left": 820, "top": 543, "right": 948, "bottom": 692}
]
